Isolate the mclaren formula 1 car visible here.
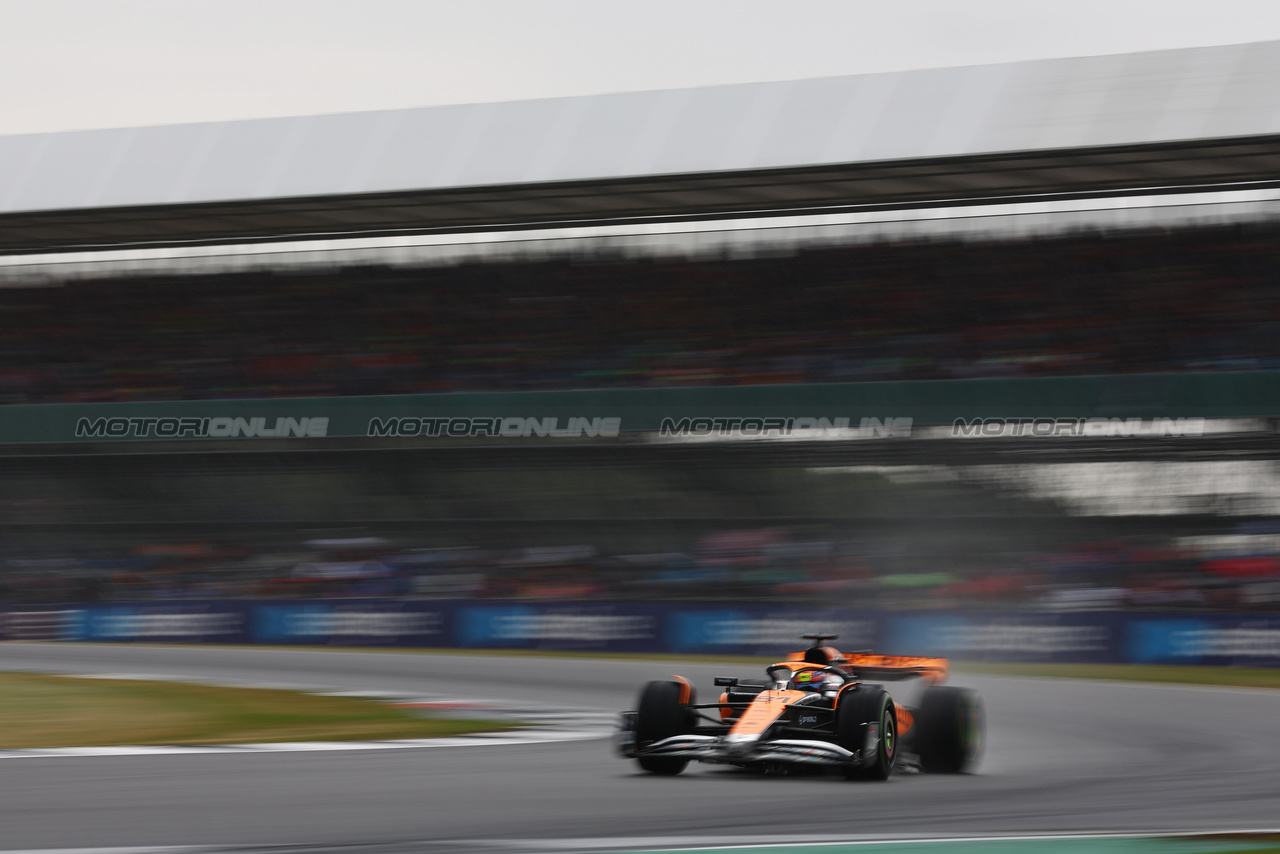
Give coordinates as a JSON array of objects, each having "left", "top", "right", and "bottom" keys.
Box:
[{"left": 617, "top": 634, "right": 982, "bottom": 779}]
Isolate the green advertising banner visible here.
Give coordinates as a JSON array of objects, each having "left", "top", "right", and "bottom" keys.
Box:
[{"left": 0, "top": 371, "right": 1275, "bottom": 444}]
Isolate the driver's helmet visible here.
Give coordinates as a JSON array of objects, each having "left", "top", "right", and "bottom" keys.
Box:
[{"left": 791, "top": 667, "right": 827, "bottom": 691}]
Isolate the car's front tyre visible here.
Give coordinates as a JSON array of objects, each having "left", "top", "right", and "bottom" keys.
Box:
[
  {"left": 634, "top": 680, "right": 694, "bottom": 776},
  {"left": 836, "top": 686, "right": 896, "bottom": 781}
]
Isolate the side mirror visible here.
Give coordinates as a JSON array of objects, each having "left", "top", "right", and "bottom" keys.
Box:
[{"left": 713, "top": 677, "right": 738, "bottom": 687}]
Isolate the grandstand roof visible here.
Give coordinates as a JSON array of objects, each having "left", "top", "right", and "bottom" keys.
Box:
[{"left": 4, "top": 40, "right": 1280, "bottom": 252}]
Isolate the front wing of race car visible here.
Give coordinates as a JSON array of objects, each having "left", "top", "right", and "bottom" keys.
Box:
[{"left": 617, "top": 721, "right": 868, "bottom": 767}]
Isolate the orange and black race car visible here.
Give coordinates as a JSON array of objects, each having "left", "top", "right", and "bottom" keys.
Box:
[{"left": 617, "top": 634, "right": 983, "bottom": 779}]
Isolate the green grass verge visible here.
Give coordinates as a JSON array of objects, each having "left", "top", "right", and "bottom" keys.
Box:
[{"left": 0, "top": 672, "right": 513, "bottom": 749}]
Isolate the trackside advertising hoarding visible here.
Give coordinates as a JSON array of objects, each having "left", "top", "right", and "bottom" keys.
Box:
[
  {"left": 1, "top": 371, "right": 1277, "bottom": 444},
  {"left": 4, "top": 602, "right": 1280, "bottom": 667},
  {"left": 2, "top": 602, "right": 251, "bottom": 644}
]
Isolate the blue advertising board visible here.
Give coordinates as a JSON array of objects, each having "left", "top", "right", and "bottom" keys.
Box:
[
  {"left": 253, "top": 601, "right": 451, "bottom": 646},
  {"left": 880, "top": 611, "right": 1126, "bottom": 664},
  {"left": 454, "top": 602, "right": 663, "bottom": 652},
  {"left": 665, "top": 607, "right": 880, "bottom": 656},
  {"left": 3, "top": 600, "right": 1280, "bottom": 668},
  {"left": 1125, "top": 616, "right": 1280, "bottom": 667},
  {"left": 1, "top": 605, "right": 80, "bottom": 641},
  {"left": 64, "top": 602, "right": 251, "bottom": 644}
]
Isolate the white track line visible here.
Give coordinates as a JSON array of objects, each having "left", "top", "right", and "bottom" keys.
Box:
[
  {"left": 8, "top": 830, "right": 1280, "bottom": 854},
  {"left": 0, "top": 849, "right": 206, "bottom": 854},
  {"left": 464, "top": 829, "right": 1280, "bottom": 850}
]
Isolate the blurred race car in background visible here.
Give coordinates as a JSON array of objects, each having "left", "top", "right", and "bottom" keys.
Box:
[{"left": 617, "top": 634, "right": 983, "bottom": 779}]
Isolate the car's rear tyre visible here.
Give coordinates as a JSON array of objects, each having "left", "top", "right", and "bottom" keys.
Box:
[
  {"left": 914, "top": 686, "right": 984, "bottom": 774},
  {"left": 836, "top": 687, "right": 896, "bottom": 781},
  {"left": 635, "top": 680, "right": 694, "bottom": 776}
]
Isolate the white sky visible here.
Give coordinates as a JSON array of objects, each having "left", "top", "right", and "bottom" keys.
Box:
[{"left": 3, "top": 0, "right": 1280, "bottom": 136}]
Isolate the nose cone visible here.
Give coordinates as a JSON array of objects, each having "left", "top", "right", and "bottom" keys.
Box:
[{"left": 722, "top": 731, "right": 761, "bottom": 756}]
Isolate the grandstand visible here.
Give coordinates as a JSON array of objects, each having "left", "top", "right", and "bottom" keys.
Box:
[
  {"left": 2, "top": 41, "right": 1280, "bottom": 615},
  {"left": 2, "top": 227, "right": 1280, "bottom": 405}
]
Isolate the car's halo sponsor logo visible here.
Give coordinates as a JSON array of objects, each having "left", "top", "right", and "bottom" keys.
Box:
[
  {"left": 366, "top": 416, "right": 621, "bottom": 438},
  {"left": 75, "top": 416, "right": 329, "bottom": 439}
]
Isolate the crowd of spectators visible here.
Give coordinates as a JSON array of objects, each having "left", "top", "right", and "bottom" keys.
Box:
[
  {"left": 3, "top": 526, "right": 1279, "bottom": 611},
  {"left": 2, "top": 224, "right": 1279, "bottom": 404}
]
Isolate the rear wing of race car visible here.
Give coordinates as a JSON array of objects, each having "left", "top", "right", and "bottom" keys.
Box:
[
  {"left": 784, "top": 651, "right": 949, "bottom": 683},
  {"left": 843, "top": 653, "right": 949, "bottom": 682}
]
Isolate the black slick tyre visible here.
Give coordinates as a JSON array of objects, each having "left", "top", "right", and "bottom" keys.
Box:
[
  {"left": 634, "top": 680, "right": 693, "bottom": 776},
  {"left": 914, "top": 686, "right": 984, "bottom": 774},
  {"left": 835, "top": 687, "right": 896, "bottom": 781}
]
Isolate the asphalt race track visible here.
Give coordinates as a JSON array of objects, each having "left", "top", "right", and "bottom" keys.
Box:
[{"left": 1, "top": 643, "right": 1278, "bottom": 852}]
